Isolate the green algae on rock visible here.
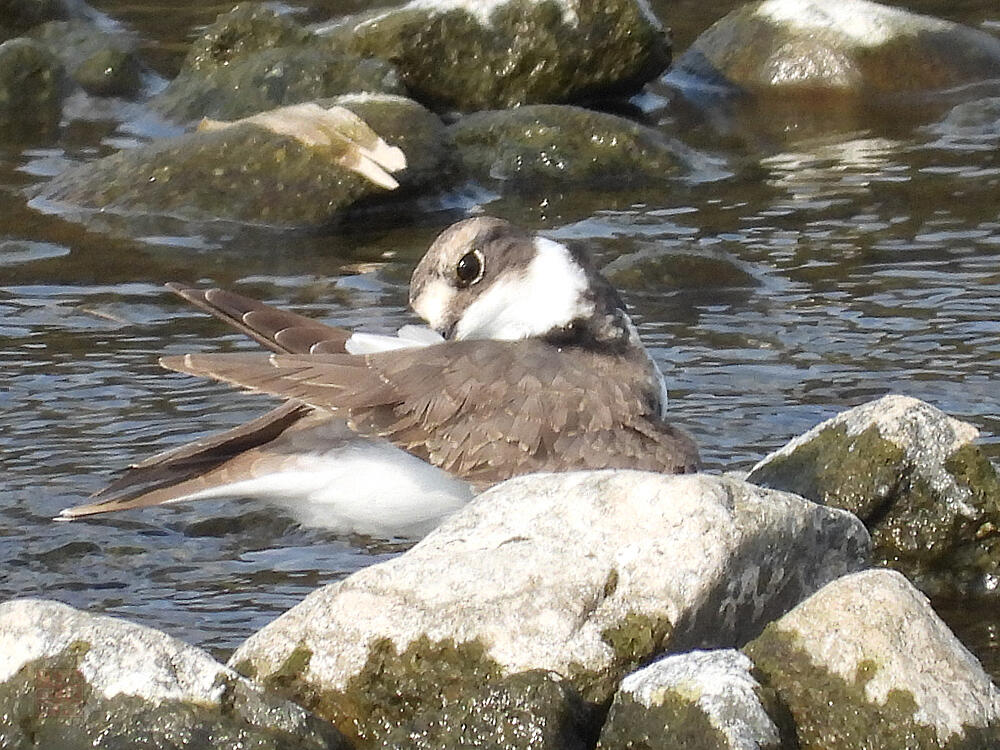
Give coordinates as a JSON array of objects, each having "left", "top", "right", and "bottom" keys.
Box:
[
  {"left": 748, "top": 395, "right": 1000, "bottom": 597},
  {"left": 229, "top": 472, "right": 868, "bottom": 747},
  {"left": 0, "top": 0, "right": 75, "bottom": 42},
  {"left": 0, "top": 599, "right": 348, "bottom": 750},
  {"left": 29, "top": 20, "right": 143, "bottom": 98},
  {"left": 154, "top": 3, "right": 403, "bottom": 122},
  {"left": 33, "top": 95, "right": 445, "bottom": 226},
  {"left": 668, "top": 0, "right": 1000, "bottom": 99},
  {"left": 596, "top": 650, "right": 784, "bottom": 750},
  {"left": 743, "top": 570, "right": 1000, "bottom": 749},
  {"left": 0, "top": 38, "right": 68, "bottom": 138},
  {"left": 316, "top": 0, "right": 671, "bottom": 112},
  {"left": 449, "top": 105, "right": 686, "bottom": 187}
]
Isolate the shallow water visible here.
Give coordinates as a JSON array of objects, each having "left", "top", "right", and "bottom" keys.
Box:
[{"left": 1, "top": 0, "right": 998, "bottom": 676}]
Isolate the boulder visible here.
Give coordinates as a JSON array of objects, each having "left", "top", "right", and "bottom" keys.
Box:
[
  {"left": 449, "top": 104, "right": 687, "bottom": 187},
  {"left": 316, "top": 0, "right": 671, "bottom": 112},
  {"left": 748, "top": 395, "right": 1000, "bottom": 597},
  {"left": 597, "top": 649, "right": 784, "bottom": 749},
  {"left": 153, "top": 3, "right": 403, "bottom": 122},
  {"left": 33, "top": 95, "right": 447, "bottom": 226},
  {"left": 668, "top": 0, "right": 1000, "bottom": 98},
  {"left": 0, "top": 0, "right": 76, "bottom": 41},
  {"left": 744, "top": 569, "right": 1000, "bottom": 748},
  {"left": 0, "top": 37, "right": 68, "bottom": 138},
  {"left": 230, "top": 471, "right": 869, "bottom": 747},
  {"left": 0, "top": 598, "right": 347, "bottom": 750},
  {"left": 29, "top": 20, "right": 143, "bottom": 98}
]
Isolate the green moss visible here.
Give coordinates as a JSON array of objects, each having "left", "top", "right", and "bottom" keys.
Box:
[
  {"left": 259, "top": 635, "right": 588, "bottom": 749},
  {"left": 744, "top": 625, "right": 999, "bottom": 749},
  {"left": 596, "top": 690, "right": 731, "bottom": 750},
  {"left": 0, "top": 643, "right": 346, "bottom": 749}
]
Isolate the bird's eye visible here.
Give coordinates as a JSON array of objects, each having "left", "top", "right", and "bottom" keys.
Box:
[{"left": 455, "top": 250, "right": 484, "bottom": 287}]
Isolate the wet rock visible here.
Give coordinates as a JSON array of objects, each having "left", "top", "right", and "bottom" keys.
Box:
[
  {"left": 744, "top": 569, "right": 1000, "bottom": 748},
  {"left": 449, "top": 105, "right": 686, "bottom": 187},
  {"left": 154, "top": 4, "right": 403, "bottom": 122},
  {"left": 0, "top": 0, "right": 74, "bottom": 41},
  {"left": 317, "top": 0, "right": 671, "bottom": 112},
  {"left": 748, "top": 394, "right": 1000, "bottom": 597},
  {"left": 229, "top": 471, "right": 869, "bottom": 747},
  {"left": 0, "top": 38, "right": 68, "bottom": 138},
  {"left": 668, "top": 0, "right": 1000, "bottom": 98},
  {"left": 602, "top": 249, "right": 756, "bottom": 291},
  {"left": 30, "top": 20, "right": 143, "bottom": 98},
  {"left": 0, "top": 598, "right": 348, "bottom": 749},
  {"left": 34, "top": 95, "right": 445, "bottom": 226},
  {"left": 597, "top": 649, "right": 783, "bottom": 749}
]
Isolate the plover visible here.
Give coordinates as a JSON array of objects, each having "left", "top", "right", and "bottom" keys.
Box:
[{"left": 59, "top": 217, "right": 700, "bottom": 536}]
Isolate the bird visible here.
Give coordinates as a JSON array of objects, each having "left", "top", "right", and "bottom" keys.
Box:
[{"left": 58, "top": 217, "right": 700, "bottom": 537}]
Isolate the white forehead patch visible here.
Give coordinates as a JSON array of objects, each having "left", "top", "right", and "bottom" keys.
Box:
[
  {"left": 411, "top": 278, "right": 455, "bottom": 331},
  {"left": 455, "top": 237, "right": 593, "bottom": 341}
]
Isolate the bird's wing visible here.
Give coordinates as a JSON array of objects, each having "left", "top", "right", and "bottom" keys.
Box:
[
  {"left": 161, "top": 339, "right": 701, "bottom": 485},
  {"left": 167, "top": 283, "right": 352, "bottom": 354}
]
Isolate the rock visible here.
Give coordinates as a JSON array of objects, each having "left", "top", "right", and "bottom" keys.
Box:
[
  {"left": 744, "top": 569, "right": 1000, "bottom": 748},
  {"left": 153, "top": 3, "right": 403, "bottom": 122},
  {"left": 30, "top": 20, "right": 143, "bottom": 98},
  {"left": 668, "top": 0, "right": 1000, "bottom": 98},
  {"left": 597, "top": 649, "right": 784, "bottom": 749},
  {"left": 449, "top": 104, "right": 686, "bottom": 187},
  {"left": 33, "top": 95, "right": 447, "bottom": 226},
  {"left": 602, "top": 249, "right": 756, "bottom": 292},
  {"left": 0, "top": 0, "right": 74, "bottom": 41},
  {"left": 0, "top": 598, "right": 348, "bottom": 749},
  {"left": 0, "top": 38, "right": 68, "bottom": 138},
  {"left": 316, "top": 0, "right": 671, "bottom": 112},
  {"left": 748, "top": 394, "right": 1000, "bottom": 597},
  {"left": 230, "top": 471, "right": 869, "bottom": 747},
  {"left": 928, "top": 97, "right": 1000, "bottom": 141}
]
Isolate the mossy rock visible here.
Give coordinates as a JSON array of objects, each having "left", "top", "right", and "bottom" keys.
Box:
[
  {"left": 30, "top": 20, "right": 143, "bottom": 98},
  {"left": 320, "top": 0, "right": 671, "bottom": 112},
  {"left": 449, "top": 104, "right": 684, "bottom": 187},
  {"left": 0, "top": 38, "right": 68, "bottom": 138},
  {"left": 0, "top": 0, "right": 73, "bottom": 42}
]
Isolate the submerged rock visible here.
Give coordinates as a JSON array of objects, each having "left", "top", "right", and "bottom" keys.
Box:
[
  {"left": 229, "top": 471, "right": 868, "bottom": 747},
  {"left": 744, "top": 569, "right": 1000, "bottom": 748},
  {"left": 748, "top": 394, "right": 1000, "bottom": 597},
  {"left": 34, "top": 95, "right": 446, "bottom": 226},
  {"left": 154, "top": 3, "right": 403, "bottom": 122},
  {"left": 449, "top": 104, "right": 687, "bottom": 187},
  {"left": 669, "top": 0, "right": 1000, "bottom": 98},
  {"left": 30, "top": 20, "right": 143, "bottom": 98},
  {"left": 0, "top": 38, "right": 68, "bottom": 138},
  {"left": 597, "top": 649, "right": 784, "bottom": 749},
  {"left": 317, "top": 0, "right": 671, "bottom": 112},
  {"left": 0, "top": 0, "right": 76, "bottom": 41},
  {"left": 0, "top": 598, "right": 348, "bottom": 749}
]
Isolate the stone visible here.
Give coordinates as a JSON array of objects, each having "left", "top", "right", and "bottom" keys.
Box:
[
  {"left": 0, "top": 0, "right": 75, "bottom": 42},
  {"left": 668, "top": 0, "right": 1000, "bottom": 97},
  {"left": 152, "top": 3, "right": 403, "bottom": 122},
  {"left": 230, "top": 471, "right": 869, "bottom": 747},
  {"left": 597, "top": 649, "right": 783, "bottom": 749},
  {"left": 0, "top": 598, "right": 348, "bottom": 749},
  {"left": 0, "top": 37, "right": 68, "bottom": 138},
  {"left": 744, "top": 569, "right": 1000, "bottom": 748},
  {"left": 316, "top": 0, "right": 671, "bottom": 112},
  {"left": 748, "top": 394, "right": 1000, "bottom": 597},
  {"left": 33, "top": 95, "right": 447, "bottom": 226},
  {"left": 30, "top": 20, "right": 144, "bottom": 98},
  {"left": 449, "top": 104, "right": 687, "bottom": 187}
]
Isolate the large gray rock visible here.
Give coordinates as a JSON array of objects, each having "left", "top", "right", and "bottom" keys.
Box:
[
  {"left": 153, "top": 3, "right": 404, "bottom": 122},
  {"left": 316, "top": 0, "right": 671, "bottom": 112},
  {"left": 744, "top": 569, "right": 1000, "bottom": 749},
  {"left": 597, "top": 649, "right": 783, "bottom": 749},
  {"left": 449, "top": 104, "right": 687, "bottom": 187},
  {"left": 230, "top": 471, "right": 869, "bottom": 748},
  {"left": 0, "top": 598, "right": 347, "bottom": 750},
  {"left": 0, "top": 38, "right": 68, "bottom": 138},
  {"left": 669, "top": 0, "right": 1000, "bottom": 97},
  {"left": 748, "top": 394, "right": 1000, "bottom": 597},
  {"left": 33, "top": 95, "right": 447, "bottom": 226}
]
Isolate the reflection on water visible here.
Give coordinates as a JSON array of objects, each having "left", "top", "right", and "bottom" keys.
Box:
[{"left": 1, "top": 0, "right": 998, "bottom": 671}]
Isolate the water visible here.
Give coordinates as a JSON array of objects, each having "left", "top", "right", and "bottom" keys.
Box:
[{"left": 1, "top": 0, "right": 998, "bottom": 676}]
